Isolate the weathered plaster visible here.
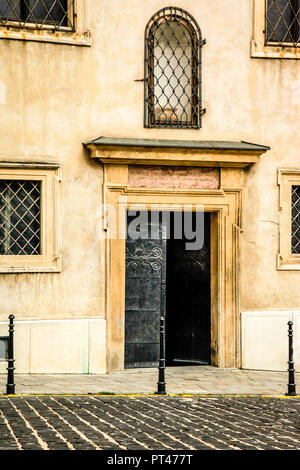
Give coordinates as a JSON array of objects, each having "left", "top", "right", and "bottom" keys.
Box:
[{"left": 0, "top": 1, "right": 299, "bottom": 372}]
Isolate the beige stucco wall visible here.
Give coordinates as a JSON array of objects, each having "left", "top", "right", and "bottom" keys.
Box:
[
  {"left": 242, "top": 311, "right": 300, "bottom": 372},
  {"left": 0, "top": 319, "right": 106, "bottom": 374},
  {"left": 0, "top": 0, "right": 299, "bottom": 372}
]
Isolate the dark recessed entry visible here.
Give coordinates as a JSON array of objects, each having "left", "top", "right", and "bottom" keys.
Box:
[
  {"left": 124, "top": 211, "right": 211, "bottom": 368},
  {"left": 166, "top": 212, "right": 211, "bottom": 365}
]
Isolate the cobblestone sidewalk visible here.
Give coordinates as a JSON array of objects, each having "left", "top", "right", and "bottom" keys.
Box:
[{"left": 0, "top": 396, "right": 299, "bottom": 450}]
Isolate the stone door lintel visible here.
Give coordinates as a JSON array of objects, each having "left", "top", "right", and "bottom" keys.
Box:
[{"left": 104, "top": 178, "right": 241, "bottom": 372}]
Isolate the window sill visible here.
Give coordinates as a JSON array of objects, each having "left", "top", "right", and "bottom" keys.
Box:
[
  {"left": 251, "top": 40, "right": 300, "bottom": 59},
  {"left": 0, "top": 259, "right": 61, "bottom": 274},
  {"left": 277, "top": 254, "right": 300, "bottom": 271},
  {"left": 0, "top": 27, "right": 91, "bottom": 46},
  {"left": 146, "top": 124, "right": 201, "bottom": 129}
]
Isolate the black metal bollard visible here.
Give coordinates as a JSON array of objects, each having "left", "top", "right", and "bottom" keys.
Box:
[
  {"left": 6, "top": 315, "right": 15, "bottom": 395},
  {"left": 156, "top": 314, "right": 166, "bottom": 395},
  {"left": 286, "top": 321, "right": 297, "bottom": 397}
]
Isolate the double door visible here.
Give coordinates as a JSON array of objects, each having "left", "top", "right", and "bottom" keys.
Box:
[{"left": 125, "top": 211, "right": 211, "bottom": 368}]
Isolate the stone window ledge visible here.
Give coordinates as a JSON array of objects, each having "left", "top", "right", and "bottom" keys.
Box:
[{"left": 0, "top": 27, "right": 91, "bottom": 46}]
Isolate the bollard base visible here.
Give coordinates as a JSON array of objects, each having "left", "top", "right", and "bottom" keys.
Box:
[
  {"left": 6, "top": 386, "right": 15, "bottom": 395},
  {"left": 285, "top": 390, "right": 297, "bottom": 396},
  {"left": 155, "top": 383, "right": 167, "bottom": 395}
]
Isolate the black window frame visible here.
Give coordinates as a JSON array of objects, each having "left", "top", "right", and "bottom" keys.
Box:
[{"left": 144, "top": 6, "right": 205, "bottom": 129}]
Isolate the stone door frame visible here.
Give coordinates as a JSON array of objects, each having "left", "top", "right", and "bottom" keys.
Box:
[{"left": 102, "top": 164, "right": 242, "bottom": 371}]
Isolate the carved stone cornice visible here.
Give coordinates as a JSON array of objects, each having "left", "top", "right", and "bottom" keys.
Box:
[{"left": 84, "top": 137, "right": 270, "bottom": 168}]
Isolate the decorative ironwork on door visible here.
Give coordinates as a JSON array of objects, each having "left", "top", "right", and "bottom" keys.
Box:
[{"left": 125, "top": 214, "right": 167, "bottom": 368}]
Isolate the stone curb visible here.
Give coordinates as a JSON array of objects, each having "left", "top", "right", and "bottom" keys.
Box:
[{"left": 1, "top": 393, "right": 300, "bottom": 398}]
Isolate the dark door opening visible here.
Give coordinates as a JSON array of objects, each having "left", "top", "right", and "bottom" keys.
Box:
[
  {"left": 166, "top": 212, "right": 211, "bottom": 366},
  {"left": 125, "top": 211, "right": 211, "bottom": 368}
]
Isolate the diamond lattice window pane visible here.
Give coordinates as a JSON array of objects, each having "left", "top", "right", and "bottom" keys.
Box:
[
  {"left": 153, "top": 21, "right": 193, "bottom": 124},
  {"left": 0, "top": 180, "right": 41, "bottom": 255},
  {"left": 145, "top": 7, "right": 204, "bottom": 129},
  {"left": 292, "top": 185, "right": 300, "bottom": 254},
  {"left": 0, "top": 0, "right": 75, "bottom": 30},
  {"left": 266, "top": 0, "right": 300, "bottom": 46}
]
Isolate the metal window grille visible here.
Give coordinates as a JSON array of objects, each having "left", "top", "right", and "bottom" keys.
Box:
[
  {"left": 292, "top": 186, "right": 300, "bottom": 254},
  {"left": 0, "top": 0, "right": 75, "bottom": 31},
  {"left": 266, "top": 0, "right": 300, "bottom": 46},
  {"left": 0, "top": 180, "right": 41, "bottom": 255},
  {"left": 144, "top": 7, "right": 205, "bottom": 129}
]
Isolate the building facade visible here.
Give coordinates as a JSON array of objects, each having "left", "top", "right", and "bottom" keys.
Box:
[{"left": 0, "top": 0, "right": 299, "bottom": 374}]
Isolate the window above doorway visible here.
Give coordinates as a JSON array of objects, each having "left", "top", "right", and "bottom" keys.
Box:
[
  {"left": 252, "top": 0, "right": 300, "bottom": 58},
  {"left": 144, "top": 7, "right": 206, "bottom": 129},
  {"left": 0, "top": 0, "right": 90, "bottom": 45}
]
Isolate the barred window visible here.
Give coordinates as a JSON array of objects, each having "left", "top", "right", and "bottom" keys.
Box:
[
  {"left": 0, "top": 0, "right": 75, "bottom": 30},
  {"left": 266, "top": 0, "right": 300, "bottom": 46},
  {"left": 145, "top": 7, "right": 205, "bottom": 129},
  {"left": 0, "top": 180, "right": 41, "bottom": 255},
  {"left": 292, "top": 186, "right": 300, "bottom": 254}
]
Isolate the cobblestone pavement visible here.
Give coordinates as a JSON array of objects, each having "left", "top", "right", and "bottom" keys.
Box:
[{"left": 0, "top": 396, "right": 299, "bottom": 450}]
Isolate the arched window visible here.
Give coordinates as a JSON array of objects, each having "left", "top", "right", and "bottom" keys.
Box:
[{"left": 145, "top": 7, "right": 205, "bottom": 129}]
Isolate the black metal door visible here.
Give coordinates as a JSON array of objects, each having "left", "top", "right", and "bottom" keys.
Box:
[
  {"left": 166, "top": 212, "right": 211, "bottom": 365},
  {"left": 125, "top": 213, "right": 166, "bottom": 368}
]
